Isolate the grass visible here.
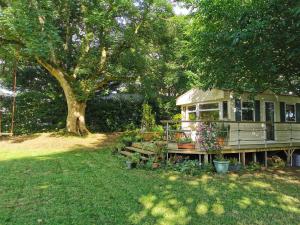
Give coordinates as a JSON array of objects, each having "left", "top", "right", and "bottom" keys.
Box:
[{"left": 0, "top": 133, "right": 300, "bottom": 225}]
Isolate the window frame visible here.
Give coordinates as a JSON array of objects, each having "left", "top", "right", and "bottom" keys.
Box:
[
  {"left": 187, "top": 104, "right": 197, "bottom": 121},
  {"left": 241, "top": 101, "right": 255, "bottom": 121},
  {"left": 285, "top": 103, "right": 296, "bottom": 122},
  {"left": 198, "top": 102, "right": 220, "bottom": 121}
]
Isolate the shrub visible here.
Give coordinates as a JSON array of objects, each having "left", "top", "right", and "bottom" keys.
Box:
[
  {"left": 141, "top": 103, "right": 156, "bottom": 132},
  {"left": 267, "top": 156, "right": 285, "bottom": 168},
  {"left": 246, "top": 162, "right": 261, "bottom": 171}
]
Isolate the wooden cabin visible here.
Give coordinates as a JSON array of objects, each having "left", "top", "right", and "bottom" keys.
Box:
[{"left": 176, "top": 89, "right": 300, "bottom": 148}]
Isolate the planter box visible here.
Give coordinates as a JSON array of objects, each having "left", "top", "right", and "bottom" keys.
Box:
[
  {"left": 213, "top": 160, "right": 230, "bottom": 174},
  {"left": 177, "top": 143, "right": 195, "bottom": 149},
  {"left": 228, "top": 164, "right": 242, "bottom": 172},
  {"left": 217, "top": 137, "right": 225, "bottom": 146}
]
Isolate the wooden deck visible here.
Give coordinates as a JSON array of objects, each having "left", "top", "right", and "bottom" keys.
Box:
[
  {"left": 168, "top": 142, "right": 300, "bottom": 154},
  {"left": 167, "top": 142, "right": 300, "bottom": 167}
]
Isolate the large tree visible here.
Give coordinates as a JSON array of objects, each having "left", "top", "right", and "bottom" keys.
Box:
[
  {"left": 188, "top": 0, "right": 300, "bottom": 95},
  {"left": 0, "top": 0, "right": 174, "bottom": 135}
]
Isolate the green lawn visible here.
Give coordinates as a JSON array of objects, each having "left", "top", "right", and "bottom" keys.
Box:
[{"left": 0, "top": 134, "right": 300, "bottom": 225}]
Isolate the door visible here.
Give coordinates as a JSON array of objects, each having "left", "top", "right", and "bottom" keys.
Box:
[{"left": 265, "top": 102, "right": 275, "bottom": 141}]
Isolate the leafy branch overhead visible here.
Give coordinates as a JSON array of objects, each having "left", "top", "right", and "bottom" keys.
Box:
[
  {"left": 0, "top": 0, "right": 176, "bottom": 134},
  {"left": 188, "top": 0, "right": 299, "bottom": 95}
]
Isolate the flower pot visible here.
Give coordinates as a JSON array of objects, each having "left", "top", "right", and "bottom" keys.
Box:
[
  {"left": 126, "top": 161, "right": 136, "bottom": 169},
  {"left": 152, "top": 162, "right": 160, "bottom": 169},
  {"left": 217, "top": 137, "right": 225, "bottom": 146},
  {"left": 213, "top": 160, "right": 230, "bottom": 174},
  {"left": 175, "top": 132, "right": 184, "bottom": 140},
  {"left": 142, "top": 132, "right": 160, "bottom": 141},
  {"left": 177, "top": 143, "right": 195, "bottom": 149},
  {"left": 228, "top": 163, "right": 242, "bottom": 172}
]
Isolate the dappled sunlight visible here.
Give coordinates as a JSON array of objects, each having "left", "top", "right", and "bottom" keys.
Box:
[
  {"left": 196, "top": 203, "right": 208, "bottom": 215},
  {"left": 248, "top": 181, "right": 272, "bottom": 189},
  {"left": 237, "top": 197, "right": 252, "bottom": 209},
  {"left": 211, "top": 203, "right": 225, "bottom": 215},
  {"left": 130, "top": 194, "right": 191, "bottom": 225}
]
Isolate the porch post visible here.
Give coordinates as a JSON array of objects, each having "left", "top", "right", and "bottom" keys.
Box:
[
  {"left": 253, "top": 152, "right": 257, "bottom": 163},
  {"left": 204, "top": 154, "right": 208, "bottom": 164},
  {"left": 241, "top": 152, "right": 246, "bottom": 166},
  {"left": 264, "top": 151, "right": 268, "bottom": 167}
]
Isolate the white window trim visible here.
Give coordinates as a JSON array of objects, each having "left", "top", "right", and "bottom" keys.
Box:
[
  {"left": 198, "top": 102, "right": 220, "bottom": 120},
  {"left": 285, "top": 103, "right": 296, "bottom": 122},
  {"left": 186, "top": 104, "right": 197, "bottom": 121},
  {"left": 241, "top": 101, "right": 255, "bottom": 122}
]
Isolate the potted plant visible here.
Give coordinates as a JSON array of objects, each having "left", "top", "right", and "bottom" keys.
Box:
[
  {"left": 126, "top": 152, "right": 141, "bottom": 169},
  {"left": 216, "top": 124, "right": 229, "bottom": 146},
  {"left": 177, "top": 137, "right": 195, "bottom": 149},
  {"left": 196, "top": 123, "right": 229, "bottom": 173},
  {"left": 213, "top": 153, "right": 230, "bottom": 174},
  {"left": 228, "top": 158, "right": 242, "bottom": 171},
  {"left": 140, "top": 104, "right": 164, "bottom": 141},
  {"left": 172, "top": 114, "right": 184, "bottom": 139}
]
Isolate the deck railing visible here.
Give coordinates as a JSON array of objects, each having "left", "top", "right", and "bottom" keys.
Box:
[{"left": 161, "top": 120, "right": 300, "bottom": 150}]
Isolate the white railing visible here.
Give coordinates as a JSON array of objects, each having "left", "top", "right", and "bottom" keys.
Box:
[{"left": 161, "top": 120, "right": 300, "bottom": 150}]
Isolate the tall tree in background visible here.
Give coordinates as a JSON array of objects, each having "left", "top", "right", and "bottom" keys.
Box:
[
  {"left": 188, "top": 0, "right": 299, "bottom": 95},
  {"left": 0, "top": 0, "right": 174, "bottom": 135}
]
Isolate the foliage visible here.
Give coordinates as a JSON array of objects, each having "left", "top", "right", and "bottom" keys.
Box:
[
  {"left": 168, "top": 160, "right": 214, "bottom": 175},
  {"left": 196, "top": 123, "right": 221, "bottom": 151},
  {"left": 177, "top": 137, "right": 193, "bottom": 144},
  {"left": 141, "top": 103, "right": 156, "bottom": 132},
  {"left": 0, "top": 0, "right": 178, "bottom": 133},
  {"left": 130, "top": 152, "right": 142, "bottom": 164},
  {"left": 111, "top": 142, "right": 126, "bottom": 155},
  {"left": 172, "top": 113, "right": 182, "bottom": 130},
  {"left": 214, "top": 154, "right": 228, "bottom": 162},
  {"left": 246, "top": 162, "right": 262, "bottom": 171},
  {"left": 188, "top": 0, "right": 300, "bottom": 95},
  {"left": 229, "top": 158, "right": 240, "bottom": 166},
  {"left": 216, "top": 123, "right": 229, "bottom": 139},
  {"left": 174, "top": 160, "right": 201, "bottom": 176},
  {"left": 119, "top": 130, "right": 142, "bottom": 146},
  {"left": 267, "top": 156, "right": 285, "bottom": 168}
]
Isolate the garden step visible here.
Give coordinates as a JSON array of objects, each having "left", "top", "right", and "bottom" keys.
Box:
[
  {"left": 125, "top": 147, "right": 155, "bottom": 156},
  {"left": 131, "top": 142, "right": 156, "bottom": 152},
  {"left": 119, "top": 150, "right": 148, "bottom": 160}
]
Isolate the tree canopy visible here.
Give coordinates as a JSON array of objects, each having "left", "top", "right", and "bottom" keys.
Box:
[
  {"left": 188, "top": 0, "right": 300, "bottom": 95},
  {"left": 0, "top": 0, "right": 177, "bottom": 134}
]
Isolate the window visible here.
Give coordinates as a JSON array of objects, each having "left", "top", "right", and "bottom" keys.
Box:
[
  {"left": 285, "top": 104, "right": 296, "bottom": 122},
  {"left": 187, "top": 105, "right": 197, "bottom": 121},
  {"left": 242, "top": 101, "right": 254, "bottom": 121},
  {"left": 222, "top": 101, "right": 228, "bottom": 119},
  {"left": 199, "top": 103, "right": 220, "bottom": 121}
]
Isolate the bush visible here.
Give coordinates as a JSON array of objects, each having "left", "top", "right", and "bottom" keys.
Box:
[
  {"left": 267, "top": 156, "right": 285, "bottom": 168},
  {"left": 246, "top": 162, "right": 261, "bottom": 171}
]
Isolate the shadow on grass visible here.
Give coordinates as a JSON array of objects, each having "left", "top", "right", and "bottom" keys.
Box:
[
  {"left": 0, "top": 133, "right": 41, "bottom": 143},
  {"left": 0, "top": 146, "right": 299, "bottom": 225}
]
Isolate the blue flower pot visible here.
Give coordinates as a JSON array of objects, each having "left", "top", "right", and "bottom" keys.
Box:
[{"left": 213, "top": 160, "right": 230, "bottom": 174}]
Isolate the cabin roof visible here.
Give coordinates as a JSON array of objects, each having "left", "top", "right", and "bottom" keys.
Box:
[{"left": 176, "top": 88, "right": 300, "bottom": 106}]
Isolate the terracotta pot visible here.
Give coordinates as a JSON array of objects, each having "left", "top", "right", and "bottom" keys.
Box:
[
  {"left": 177, "top": 143, "right": 195, "bottom": 149},
  {"left": 152, "top": 162, "right": 160, "bottom": 169},
  {"left": 217, "top": 137, "right": 225, "bottom": 146},
  {"left": 175, "top": 132, "right": 184, "bottom": 140}
]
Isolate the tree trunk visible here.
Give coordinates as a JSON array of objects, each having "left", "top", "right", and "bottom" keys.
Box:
[
  {"left": 66, "top": 98, "right": 89, "bottom": 136},
  {"left": 37, "top": 59, "right": 90, "bottom": 136}
]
